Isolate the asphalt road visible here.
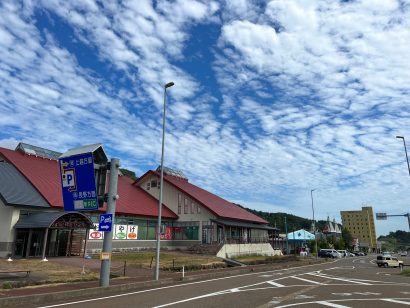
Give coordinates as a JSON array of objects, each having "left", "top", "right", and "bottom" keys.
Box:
[{"left": 39, "top": 255, "right": 410, "bottom": 308}]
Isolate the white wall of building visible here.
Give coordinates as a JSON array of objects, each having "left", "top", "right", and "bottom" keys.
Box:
[{"left": 0, "top": 200, "right": 20, "bottom": 257}]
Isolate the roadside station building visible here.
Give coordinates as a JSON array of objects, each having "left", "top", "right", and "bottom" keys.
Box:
[{"left": 0, "top": 143, "right": 275, "bottom": 258}]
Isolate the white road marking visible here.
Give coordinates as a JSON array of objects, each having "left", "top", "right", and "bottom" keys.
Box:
[
  {"left": 39, "top": 261, "right": 334, "bottom": 308},
  {"left": 316, "top": 301, "right": 351, "bottom": 307},
  {"left": 294, "top": 294, "right": 315, "bottom": 299},
  {"left": 266, "top": 280, "right": 285, "bottom": 287},
  {"left": 382, "top": 298, "right": 410, "bottom": 305},
  {"left": 276, "top": 298, "right": 410, "bottom": 307},
  {"left": 324, "top": 266, "right": 354, "bottom": 271},
  {"left": 307, "top": 273, "right": 370, "bottom": 285},
  {"left": 291, "top": 276, "right": 324, "bottom": 285},
  {"left": 352, "top": 258, "right": 366, "bottom": 263},
  {"left": 332, "top": 293, "right": 353, "bottom": 296}
]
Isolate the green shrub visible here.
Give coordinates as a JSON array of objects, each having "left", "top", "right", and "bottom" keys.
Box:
[{"left": 2, "top": 282, "right": 13, "bottom": 289}]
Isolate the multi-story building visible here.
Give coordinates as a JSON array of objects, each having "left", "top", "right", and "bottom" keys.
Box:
[{"left": 340, "top": 206, "right": 377, "bottom": 252}]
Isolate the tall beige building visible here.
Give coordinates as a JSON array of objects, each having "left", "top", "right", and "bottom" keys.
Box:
[{"left": 340, "top": 206, "right": 377, "bottom": 252}]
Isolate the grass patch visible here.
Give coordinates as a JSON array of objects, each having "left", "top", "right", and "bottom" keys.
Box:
[
  {"left": 0, "top": 259, "right": 99, "bottom": 289},
  {"left": 111, "top": 251, "right": 225, "bottom": 271},
  {"left": 234, "top": 255, "right": 300, "bottom": 265},
  {"left": 400, "top": 269, "right": 410, "bottom": 277}
]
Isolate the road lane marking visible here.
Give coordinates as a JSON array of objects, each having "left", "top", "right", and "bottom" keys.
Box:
[
  {"left": 306, "top": 273, "right": 370, "bottom": 285},
  {"left": 291, "top": 276, "right": 324, "bottom": 285},
  {"left": 382, "top": 299, "right": 410, "bottom": 305},
  {"left": 316, "top": 301, "right": 351, "bottom": 307},
  {"left": 276, "top": 298, "right": 410, "bottom": 307},
  {"left": 266, "top": 280, "right": 285, "bottom": 287}
]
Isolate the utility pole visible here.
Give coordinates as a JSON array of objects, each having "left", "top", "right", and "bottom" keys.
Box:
[
  {"left": 99, "top": 158, "right": 120, "bottom": 287},
  {"left": 284, "top": 216, "right": 288, "bottom": 255}
]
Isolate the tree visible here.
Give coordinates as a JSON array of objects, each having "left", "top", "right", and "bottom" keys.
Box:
[{"left": 341, "top": 228, "right": 353, "bottom": 250}]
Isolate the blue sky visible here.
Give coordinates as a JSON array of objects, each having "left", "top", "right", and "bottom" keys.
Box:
[{"left": 1, "top": 0, "right": 410, "bottom": 236}]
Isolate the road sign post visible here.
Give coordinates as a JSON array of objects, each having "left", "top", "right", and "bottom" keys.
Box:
[
  {"left": 100, "top": 158, "right": 120, "bottom": 287},
  {"left": 59, "top": 152, "right": 98, "bottom": 211}
]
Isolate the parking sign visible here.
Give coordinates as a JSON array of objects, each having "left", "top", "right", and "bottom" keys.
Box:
[{"left": 59, "top": 152, "right": 98, "bottom": 211}]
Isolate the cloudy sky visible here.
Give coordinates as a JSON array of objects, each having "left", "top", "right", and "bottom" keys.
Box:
[{"left": 1, "top": 0, "right": 409, "bottom": 236}]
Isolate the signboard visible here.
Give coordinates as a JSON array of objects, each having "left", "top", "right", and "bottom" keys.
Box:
[
  {"left": 89, "top": 224, "right": 104, "bottom": 240},
  {"left": 126, "top": 225, "right": 138, "bottom": 239},
  {"left": 114, "top": 224, "right": 127, "bottom": 239},
  {"left": 99, "top": 214, "right": 113, "bottom": 232},
  {"left": 59, "top": 152, "right": 98, "bottom": 211},
  {"left": 376, "top": 213, "right": 387, "bottom": 220}
]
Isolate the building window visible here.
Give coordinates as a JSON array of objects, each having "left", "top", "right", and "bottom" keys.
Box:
[
  {"left": 197, "top": 204, "right": 201, "bottom": 214},
  {"left": 147, "top": 182, "right": 150, "bottom": 190},
  {"left": 178, "top": 194, "right": 182, "bottom": 214},
  {"left": 151, "top": 180, "right": 157, "bottom": 188},
  {"left": 191, "top": 201, "right": 194, "bottom": 214},
  {"left": 184, "top": 198, "right": 188, "bottom": 214}
]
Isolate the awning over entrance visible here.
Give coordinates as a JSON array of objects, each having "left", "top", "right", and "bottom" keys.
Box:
[
  {"left": 15, "top": 212, "right": 94, "bottom": 229},
  {"left": 211, "top": 219, "right": 278, "bottom": 231}
]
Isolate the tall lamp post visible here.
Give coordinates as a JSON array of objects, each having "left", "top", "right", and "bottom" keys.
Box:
[
  {"left": 311, "top": 189, "right": 318, "bottom": 258},
  {"left": 396, "top": 136, "right": 410, "bottom": 176},
  {"left": 396, "top": 136, "right": 410, "bottom": 231},
  {"left": 155, "top": 81, "right": 174, "bottom": 281}
]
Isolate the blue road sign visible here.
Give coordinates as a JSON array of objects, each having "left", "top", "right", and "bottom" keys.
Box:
[
  {"left": 99, "top": 214, "right": 113, "bottom": 232},
  {"left": 59, "top": 152, "right": 98, "bottom": 211}
]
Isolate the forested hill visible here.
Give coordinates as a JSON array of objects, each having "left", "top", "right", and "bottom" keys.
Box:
[
  {"left": 378, "top": 230, "right": 410, "bottom": 251},
  {"left": 242, "top": 206, "right": 328, "bottom": 232}
]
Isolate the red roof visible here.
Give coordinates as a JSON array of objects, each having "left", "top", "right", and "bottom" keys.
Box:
[
  {"left": 136, "top": 171, "right": 268, "bottom": 224},
  {"left": 0, "top": 147, "right": 177, "bottom": 219}
]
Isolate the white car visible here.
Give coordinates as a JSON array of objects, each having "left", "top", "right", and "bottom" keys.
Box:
[{"left": 400, "top": 251, "right": 408, "bottom": 257}]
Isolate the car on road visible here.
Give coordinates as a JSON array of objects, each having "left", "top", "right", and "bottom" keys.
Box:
[
  {"left": 400, "top": 251, "right": 408, "bottom": 257},
  {"left": 376, "top": 255, "right": 403, "bottom": 268}
]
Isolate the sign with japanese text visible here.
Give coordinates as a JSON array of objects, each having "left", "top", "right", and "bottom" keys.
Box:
[
  {"left": 114, "top": 224, "right": 127, "bottom": 239},
  {"left": 88, "top": 223, "right": 104, "bottom": 240},
  {"left": 59, "top": 152, "right": 98, "bottom": 211},
  {"left": 127, "top": 225, "right": 138, "bottom": 239}
]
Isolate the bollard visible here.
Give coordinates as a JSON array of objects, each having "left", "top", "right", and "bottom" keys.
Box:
[
  {"left": 123, "top": 261, "right": 126, "bottom": 276},
  {"left": 150, "top": 256, "right": 154, "bottom": 269},
  {"left": 182, "top": 265, "right": 185, "bottom": 279}
]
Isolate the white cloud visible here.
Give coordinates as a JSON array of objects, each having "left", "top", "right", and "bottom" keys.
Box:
[{"left": 1, "top": 0, "right": 410, "bottom": 237}]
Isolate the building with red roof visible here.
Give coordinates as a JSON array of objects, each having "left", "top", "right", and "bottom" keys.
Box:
[{"left": 0, "top": 143, "right": 274, "bottom": 259}]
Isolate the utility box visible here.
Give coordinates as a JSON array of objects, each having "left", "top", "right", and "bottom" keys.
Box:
[{"left": 59, "top": 144, "right": 108, "bottom": 211}]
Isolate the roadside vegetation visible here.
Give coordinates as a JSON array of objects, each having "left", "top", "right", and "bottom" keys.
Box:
[
  {"left": 400, "top": 269, "right": 410, "bottom": 277},
  {"left": 0, "top": 259, "right": 98, "bottom": 289},
  {"left": 234, "top": 254, "right": 303, "bottom": 265},
  {"left": 110, "top": 251, "right": 226, "bottom": 271}
]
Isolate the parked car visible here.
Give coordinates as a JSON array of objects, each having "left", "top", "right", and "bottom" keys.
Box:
[
  {"left": 318, "top": 249, "right": 342, "bottom": 258},
  {"left": 400, "top": 251, "right": 408, "bottom": 257},
  {"left": 337, "top": 250, "right": 348, "bottom": 257},
  {"left": 376, "top": 255, "right": 403, "bottom": 268}
]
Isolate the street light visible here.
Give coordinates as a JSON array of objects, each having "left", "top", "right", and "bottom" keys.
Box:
[
  {"left": 155, "top": 81, "right": 174, "bottom": 281},
  {"left": 396, "top": 136, "right": 410, "bottom": 176},
  {"left": 311, "top": 189, "right": 318, "bottom": 258}
]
